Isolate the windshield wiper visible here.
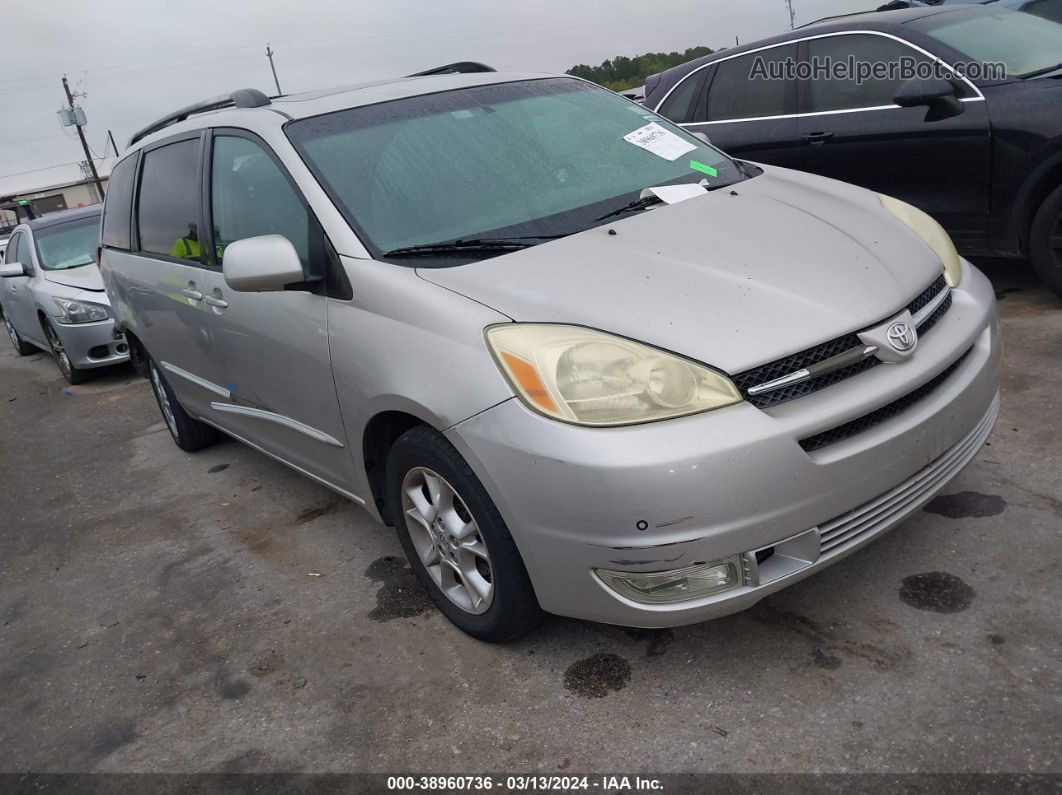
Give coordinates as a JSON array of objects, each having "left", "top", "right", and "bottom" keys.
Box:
[
  {"left": 1019, "top": 62, "right": 1062, "bottom": 80},
  {"left": 382, "top": 236, "right": 563, "bottom": 258},
  {"left": 594, "top": 195, "right": 663, "bottom": 222}
]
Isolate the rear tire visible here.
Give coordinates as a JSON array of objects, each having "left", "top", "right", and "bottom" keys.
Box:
[
  {"left": 1030, "top": 184, "right": 1062, "bottom": 298},
  {"left": 386, "top": 425, "right": 544, "bottom": 642},
  {"left": 42, "top": 320, "right": 89, "bottom": 384},
  {"left": 3, "top": 310, "right": 35, "bottom": 356},
  {"left": 148, "top": 358, "right": 218, "bottom": 452}
]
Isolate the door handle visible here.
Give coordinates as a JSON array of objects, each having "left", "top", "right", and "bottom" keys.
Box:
[
  {"left": 204, "top": 295, "right": 228, "bottom": 309},
  {"left": 801, "top": 131, "right": 834, "bottom": 145},
  {"left": 182, "top": 286, "right": 203, "bottom": 301}
]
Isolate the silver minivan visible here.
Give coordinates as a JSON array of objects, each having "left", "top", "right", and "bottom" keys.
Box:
[{"left": 101, "top": 67, "right": 1000, "bottom": 641}]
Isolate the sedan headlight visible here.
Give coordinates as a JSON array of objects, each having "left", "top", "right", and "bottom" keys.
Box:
[
  {"left": 486, "top": 324, "right": 741, "bottom": 427},
  {"left": 879, "top": 194, "right": 962, "bottom": 287},
  {"left": 52, "top": 297, "right": 111, "bottom": 324}
]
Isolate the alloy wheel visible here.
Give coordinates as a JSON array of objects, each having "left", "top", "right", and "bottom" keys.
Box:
[
  {"left": 401, "top": 466, "right": 495, "bottom": 615},
  {"left": 151, "top": 364, "right": 179, "bottom": 438},
  {"left": 4, "top": 315, "right": 19, "bottom": 350},
  {"left": 44, "top": 324, "right": 72, "bottom": 380}
]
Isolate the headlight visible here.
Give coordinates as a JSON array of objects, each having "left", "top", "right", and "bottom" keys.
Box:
[
  {"left": 52, "top": 297, "right": 111, "bottom": 324},
  {"left": 879, "top": 194, "right": 962, "bottom": 287},
  {"left": 485, "top": 324, "right": 741, "bottom": 427}
]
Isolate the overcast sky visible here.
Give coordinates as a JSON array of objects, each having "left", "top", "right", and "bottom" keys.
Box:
[{"left": 0, "top": 0, "right": 871, "bottom": 195}]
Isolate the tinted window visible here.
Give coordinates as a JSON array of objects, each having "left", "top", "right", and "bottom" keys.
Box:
[
  {"left": 211, "top": 136, "right": 313, "bottom": 275},
  {"left": 805, "top": 34, "right": 968, "bottom": 113},
  {"left": 705, "top": 45, "right": 796, "bottom": 122},
  {"left": 101, "top": 154, "right": 137, "bottom": 249},
  {"left": 34, "top": 216, "right": 100, "bottom": 270},
  {"left": 136, "top": 139, "right": 202, "bottom": 261},
  {"left": 658, "top": 69, "right": 708, "bottom": 123}
]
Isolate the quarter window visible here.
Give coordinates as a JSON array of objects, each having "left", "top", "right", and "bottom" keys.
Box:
[
  {"left": 705, "top": 45, "right": 796, "bottom": 122},
  {"left": 16, "top": 232, "right": 33, "bottom": 268},
  {"left": 210, "top": 135, "right": 313, "bottom": 276},
  {"left": 804, "top": 34, "right": 971, "bottom": 114},
  {"left": 657, "top": 69, "right": 708, "bottom": 123},
  {"left": 136, "top": 139, "right": 203, "bottom": 261},
  {"left": 101, "top": 154, "right": 137, "bottom": 250}
]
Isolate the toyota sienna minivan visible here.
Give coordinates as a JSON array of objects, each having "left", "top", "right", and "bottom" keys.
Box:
[{"left": 100, "top": 65, "right": 1000, "bottom": 641}]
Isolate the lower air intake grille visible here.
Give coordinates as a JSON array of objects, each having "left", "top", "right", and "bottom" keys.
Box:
[{"left": 799, "top": 347, "right": 972, "bottom": 452}]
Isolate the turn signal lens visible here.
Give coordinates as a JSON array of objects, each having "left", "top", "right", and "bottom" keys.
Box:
[
  {"left": 597, "top": 558, "right": 742, "bottom": 604},
  {"left": 879, "top": 194, "right": 963, "bottom": 287},
  {"left": 486, "top": 324, "right": 741, "bottom": 427}
]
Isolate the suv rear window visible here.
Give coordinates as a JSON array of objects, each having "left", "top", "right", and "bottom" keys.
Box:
[
  {"left": 101, "top": 154, "right": 137, "bottom": 250},
  {"left": 136, "top": 139, "right": 203, "bottom": 261}
]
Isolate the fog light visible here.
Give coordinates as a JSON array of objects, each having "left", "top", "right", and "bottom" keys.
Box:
[{"left": 596, "top": 557, "right": 742, "bottom": 604}]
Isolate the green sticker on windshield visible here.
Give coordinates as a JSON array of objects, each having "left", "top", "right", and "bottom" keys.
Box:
[{"left": 690, "top": 160, "right": 718, "bottom": 178}]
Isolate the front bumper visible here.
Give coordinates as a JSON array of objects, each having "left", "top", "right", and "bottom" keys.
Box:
[
  {"left": 52, "top": 319, "right": 129, "bottom": 369},
  {"left": 447, "top": 261, "right": 1001, "bottom": 627}
]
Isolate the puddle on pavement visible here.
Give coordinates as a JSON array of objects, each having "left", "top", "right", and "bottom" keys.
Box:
[
  {"left": 563, "top": 653, "right": 631, "bottom": 698},
  {"left": 899, "top": 572, "right": 975, "bottom": 613},
  {"left": 924, "top": 491, "right": 1006, "bottom": 518},
  {"left": 365, "top": 556, "right": 432, "bottom": 621}
]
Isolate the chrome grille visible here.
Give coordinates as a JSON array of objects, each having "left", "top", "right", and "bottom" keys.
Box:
[{"left": 735, "top": 276, "right": 951, "bottom": 410}]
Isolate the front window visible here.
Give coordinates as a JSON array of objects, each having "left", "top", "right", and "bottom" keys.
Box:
[
  {"left": 911, "top": 7, "right": 1062, "bottom": 78},
  {"left": 33, "top": 216, "right": 100, "bottom": 270},
  {"left": 286, "top": 78, "right": 747, "bottom": 259}
]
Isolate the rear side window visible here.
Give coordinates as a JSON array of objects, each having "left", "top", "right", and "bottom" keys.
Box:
[
  {"left": 136, "top": 139, "right": 202, "bottom": 261},
  {"left": 101, "top": 155, "right": 137, "bottom": 250},
  {"left": 210, "top": 135, "right": 314, "bottom": 275},
  {"left": 657, "top": 69, "right": 708, "bottom": 123},
  {"left": 706, "top": 45, "right": 796, "bottom": 122}
]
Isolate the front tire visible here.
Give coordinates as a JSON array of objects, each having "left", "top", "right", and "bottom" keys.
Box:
[
  {"left": 148, "top": 358, "right": 218, "bottom": 452},
  {"left": 386, "top": 425, "right": 544, "bottom": 642},
  {"left": 3, "top": 310, "right": 35, "bottom": 356},
  {"left": 42, "top": 320, "right": 89, "bottom": 384},
  {"left": 1030, "top": 184, "right": 1062, "bottom": 298}
]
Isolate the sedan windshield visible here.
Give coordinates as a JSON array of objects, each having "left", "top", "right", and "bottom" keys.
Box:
[
  {"left": 286, "top": 77, "right": 746, "bottom": 259},
  {"left": 34, "top": 216, "right": 100, "bottom": 270},
  {"left": 911, "top": 8, "right": 1062, "bottom": 78}
]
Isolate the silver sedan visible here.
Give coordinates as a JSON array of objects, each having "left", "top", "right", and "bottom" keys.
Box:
[{"left": 0, "top": 206, "right": 129, "bottom": 383}]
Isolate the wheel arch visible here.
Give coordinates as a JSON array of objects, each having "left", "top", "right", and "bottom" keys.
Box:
[
  {"left": 1010, "top": 152, "right": 1062, "bottom": 254},
  {"left": 362, "top": 409, "right": 433, "bottom": 526}
]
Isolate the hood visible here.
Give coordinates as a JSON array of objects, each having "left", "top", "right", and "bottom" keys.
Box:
[
  {"left": 43, "top": 263, "right": 106, "bottom": 292},
  {"left": 418, "top": 165, "right": 944, "bottom": 373}
]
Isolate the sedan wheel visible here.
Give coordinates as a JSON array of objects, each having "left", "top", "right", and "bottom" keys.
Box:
[
  {"left": 43, "top": 322, "right": 87, "bottom": 384},
  {"left": 4, "top": 313, "right": 35, "bottom": 356},
  {"left": 150, "top": 363, "right": 179, "bottom": 439},
  {"left": 401, "top": 466, "right": 495, "bottom": 615}
]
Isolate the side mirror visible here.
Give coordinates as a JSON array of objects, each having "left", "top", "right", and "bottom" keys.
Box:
[
  {"left": 692, "top": 131, "right": 712, "bottom": 145},
  {"left": 0, "top": 262, "right": 26, "bottom": 278},
  {"left": 222, "top": 235, "right": 305, "bottom": 293},
  {"left": 893, "top": 78, "right": 964, "bottom": 120}
]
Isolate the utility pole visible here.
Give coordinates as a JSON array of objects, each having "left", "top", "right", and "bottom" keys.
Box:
[
  {"left": 785, "top": 0, "right": 796, "bottom": 30},
  {"left": 107, "top": 129, "right": 120, "bottom": 158},
  {"left": 266, "top": 44, "right": 282, "bottom": 96},
  {"left": 60, "top": 75, "right": 104, "bottom": 200}
]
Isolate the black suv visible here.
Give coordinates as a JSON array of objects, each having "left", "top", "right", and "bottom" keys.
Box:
[{"left": 643, "top": 6, "right": 1062, "bottom": 295}]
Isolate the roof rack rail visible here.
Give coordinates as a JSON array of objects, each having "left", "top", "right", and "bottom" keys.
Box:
[
  {"left": 128, "top": 88, "right": 271, "bottom": 148},
  {"left": 406, "top": 61, "right": 496, "bottom": 78}
]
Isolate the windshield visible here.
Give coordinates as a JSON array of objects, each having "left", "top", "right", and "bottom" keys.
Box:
[
  {"left": 286, "top": 78, "right": 746, "bottom": 259},
  {"left": 911, "top": 8, "right": 1062, "bottom": 78},
  {"left": 34, "top": 216, "right": 100, "bottom": 270}
]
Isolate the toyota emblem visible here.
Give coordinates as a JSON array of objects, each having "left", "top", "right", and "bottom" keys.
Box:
[{"left": 886, "top": 322, "right": 917, "bottom": 352}]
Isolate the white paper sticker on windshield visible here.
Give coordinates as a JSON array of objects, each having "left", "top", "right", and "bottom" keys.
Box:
[{"left": 623, "top": 122, "right": 697, "bottom": 161}]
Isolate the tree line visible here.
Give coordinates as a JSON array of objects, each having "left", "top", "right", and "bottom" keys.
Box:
[{"left": 566, "top": 46, "right": 715, "bottom": 91}]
